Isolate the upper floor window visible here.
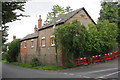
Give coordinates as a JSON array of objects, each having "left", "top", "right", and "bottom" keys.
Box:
[
  {"left": 24, "top": 41, "right": 27, "bottom": 48},
  {"left": 31, "top": 39, "right": 34, "bottom": 48},
  {"left": 50, "top": 35, "right": 55, "bottom": 46},
  {"left": 41, "top": 37, "right": 46, "bottom": 47}
]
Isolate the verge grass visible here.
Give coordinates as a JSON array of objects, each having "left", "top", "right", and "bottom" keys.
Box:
[{"left": 9, "top": 62, "right": 62, "bottom": 70}]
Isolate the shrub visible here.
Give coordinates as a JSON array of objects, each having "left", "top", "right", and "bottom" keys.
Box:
[
  {"left": 31, "top": 57, "right": 40, "bottom": 67},
  {"left": 54, "top": 20, "right": 118, "bottom": 68},
  {"left": 6, "top": 39, "right": 20, "bottom": 63},
  {"left": 2, "top": 52, "right": 8, "bottom": 60}
]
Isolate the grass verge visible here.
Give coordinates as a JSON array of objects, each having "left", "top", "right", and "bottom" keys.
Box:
[
  {"left": 9, "top": 62, "right": 63, "bottom": 70},
  {"left": 1, "top": 60, "right": 8, "bottom": 63}
]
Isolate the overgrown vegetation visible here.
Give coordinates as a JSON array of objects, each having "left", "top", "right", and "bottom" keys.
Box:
[
  {"left": 99, "top": 1, "right": 120, "bottom": 48},
  {"left": 5, "top": 39, "right": 20, "bottom": 63},
  {"left": 31, "top": 57, "right": 40, "bottom": 67},
  {"left": 54, "top": 20, "right": 118, "bottom": 67}
]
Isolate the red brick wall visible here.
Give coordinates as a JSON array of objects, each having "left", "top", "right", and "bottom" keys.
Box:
[{"left": 20, "top": 41, "right": 28, "bottom": 54}]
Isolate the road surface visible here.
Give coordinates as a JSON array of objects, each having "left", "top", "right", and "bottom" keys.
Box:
[{"left": 1, "top": 58, "right": 119, "bottom": 79}]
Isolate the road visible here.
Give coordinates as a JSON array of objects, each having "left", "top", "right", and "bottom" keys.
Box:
[{"left": 1, "top": 58, "right": 119, "bottom": 79}]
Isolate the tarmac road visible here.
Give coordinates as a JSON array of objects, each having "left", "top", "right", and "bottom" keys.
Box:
[{"left": 1, "top": 58, "right": 119, "bottom": 79}]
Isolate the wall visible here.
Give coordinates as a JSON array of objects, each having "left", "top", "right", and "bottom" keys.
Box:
[
  {"left": 66, "top": 9, "right": 94, "bottom": 28},
  {"left": 38, "top": 27, "right": 62, "bottom": 65},
  {"left": 38, "top": 9, "right": 94, "bottom": 66},
  {"left": 19, "top": 38, "right": 37, "bottom": 63}
]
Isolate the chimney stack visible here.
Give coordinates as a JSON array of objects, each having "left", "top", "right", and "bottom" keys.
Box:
[
  {"left": 38, "top": 15, "right": 42, "bottom": 28},
  {"left": 34, "top": 25, "right": 37, "bottom": 33},
  {"left": 13, "top": 35, "right": 16, "bottom": 40}
]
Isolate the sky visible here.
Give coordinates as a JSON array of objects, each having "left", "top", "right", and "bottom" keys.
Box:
[{"left": 6, "top": 0, "right": 102, "bottom": 43}]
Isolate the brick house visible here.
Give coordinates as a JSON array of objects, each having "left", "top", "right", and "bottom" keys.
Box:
[{"left": 20, "top": 7, "right": 95, "bottom": 65}]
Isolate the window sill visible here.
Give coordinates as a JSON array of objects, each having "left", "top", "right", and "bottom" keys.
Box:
[
  {"left": 31, "top": 46, "right": 34, "bottom": 48},
  {"left": 51, "top": 44, "right": 55, "bottom": 47},
  {"left": 42, "top": 45, "right": 46, "bottom": 48}
]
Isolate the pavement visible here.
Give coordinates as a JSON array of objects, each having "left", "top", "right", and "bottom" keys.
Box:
[{"left": 1, "top": 58, "right": 119, "bottom": 79}]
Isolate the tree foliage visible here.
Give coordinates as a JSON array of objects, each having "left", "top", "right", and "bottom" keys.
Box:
[
  {"left": 99, "top": 2, "right": 120, "bottom": 44},
  {"left": 99, "top": 2, "right": 118, "bottom": 23},
  {"left": 6, "top": 39, "right": 20, "bottom": 62},
  {"left": 46, "top": 5, "right": 72, "bottom": 23},
  {"left": 118, "top": 4, "right": 120, "bottom": 44},
  {"left": 1, "top": 2, "right": 26, "bottom": 43},
  {"left": 54, "top": 20, "right": 118, "bottom": 67}
]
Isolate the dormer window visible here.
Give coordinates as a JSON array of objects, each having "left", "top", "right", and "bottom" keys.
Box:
[
  {"left": 24, "top": 41, "right": 27, "bottom": 48},
  {"left": 50, "top": 35, "right": 55, "bottom": 46},
  {"left": 41, "top": 37, "right": 46, "bottom": 47}
]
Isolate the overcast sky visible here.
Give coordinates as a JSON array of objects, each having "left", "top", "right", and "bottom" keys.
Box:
[{"left": 6, "top": 0, "right": 102, "bottom": 43}]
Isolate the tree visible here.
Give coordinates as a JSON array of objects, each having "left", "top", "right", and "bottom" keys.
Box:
[
  {"left": 54, "top": 20, "right": 118, "bottom": 67},
  {"left": 91, "top": 21, "right": 118, "bottom": 54},
  {"left": 99, "top": 1, "right": 120, "bottom": 46},
  {"left": 99, "top": 2, "right": 118, "bottom": 23},
  {"left": 117, "top": 3, "right": 120, "bottom": 46},
  {"left": 46, "top": 5, "right": 65, "bottom": 23},
  {"left": 46, "top": 5, "right": 72, "bottom": 23},
  {"left": 1, "top": 2, "right": 26, "bottom": 43},
  {"left": 64, "top": 6, "right": 73, "bottom": 13},
  {"left": 6, "top": 39, "right": 20, "bottom": 62}
]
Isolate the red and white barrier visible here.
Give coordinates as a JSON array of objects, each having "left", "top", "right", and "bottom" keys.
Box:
[{"left": 76, "top": 51, "right": 119, "bottom": 66}]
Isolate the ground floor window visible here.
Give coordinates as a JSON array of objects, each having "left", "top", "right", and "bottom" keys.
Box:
[{"left": 41, "top": 37, "right": 46, "bottom": 47}]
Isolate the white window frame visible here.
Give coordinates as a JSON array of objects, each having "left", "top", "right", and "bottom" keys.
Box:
[
  {"left": 50, "top": 35, "right": 55, "bottom": 46},
  {"left": 31, "top": 39, "right": 34, "bottom": 48},
  {"left": 41, "top": 37, "right": 46, "bottom": 47},
  {"left": 24, "top": 41, "right": 26, "bottom": 48}
]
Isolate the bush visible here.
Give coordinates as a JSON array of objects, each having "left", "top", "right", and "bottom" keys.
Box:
[
  {"left": 31, "top": 57, "right": 40, "bottom": 67},
  {"left": 54, "top": 20, "right": 118, "bottom": 68},
  {"left": 64, "top": 60, "right": 75, "bottom": 68},
  {"left": 2, "top": 52, "right": 8, "bottom": 60},
  {"left": 6, "top": 39, "right": 20, "bottom": 63}
]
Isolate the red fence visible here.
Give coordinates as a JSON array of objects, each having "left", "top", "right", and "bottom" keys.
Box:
[{"left": 76, "top": 51, "right": 119, "bottom": 66}]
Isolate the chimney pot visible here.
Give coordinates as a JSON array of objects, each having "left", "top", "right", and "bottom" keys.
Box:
[
  {"left": 34, "top": 25, "right": 37, "bottom": 33},
  {"left": 13, "top": 35, "right": 16, "bottom": 40},
  {"left": 38, "top": 15, "right": 42, "bottom": 28}
]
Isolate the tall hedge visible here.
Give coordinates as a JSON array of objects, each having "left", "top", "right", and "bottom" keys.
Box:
[{"left": 6, "top": 39, "right": 20, "bottom": 62}]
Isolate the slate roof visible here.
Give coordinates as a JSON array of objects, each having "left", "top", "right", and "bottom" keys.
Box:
[
  {"left": 20, "top": 33, "right": 38, "bottom": 41},
  {"left": 38, "top": 7, "right": 96, "bottom": 31},
  {"left": 21, "top": 7, "right": 95, "bottom": 41}
]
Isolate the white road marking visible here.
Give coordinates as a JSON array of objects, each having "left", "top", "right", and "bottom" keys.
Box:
[
  {"left": 63, "top": 73, "right": 68, "bottom": 75},
  {"left": 84, "top": 68, "right": 118, "bottom": 74},
  {"left": 97, "top": 71, "right": 120, "bottom": 78},
  {"left": 75, "top": 74, "right": 91, "bottom": 78},
  {"left": 83, "top": 76, "right": 91, "bottom": 78},
  {"left": 68, "top": 73, "right": 74, "bottom": 75},
  {"left": 63, "top": 72, "right": 91, "bottom": 78}
]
